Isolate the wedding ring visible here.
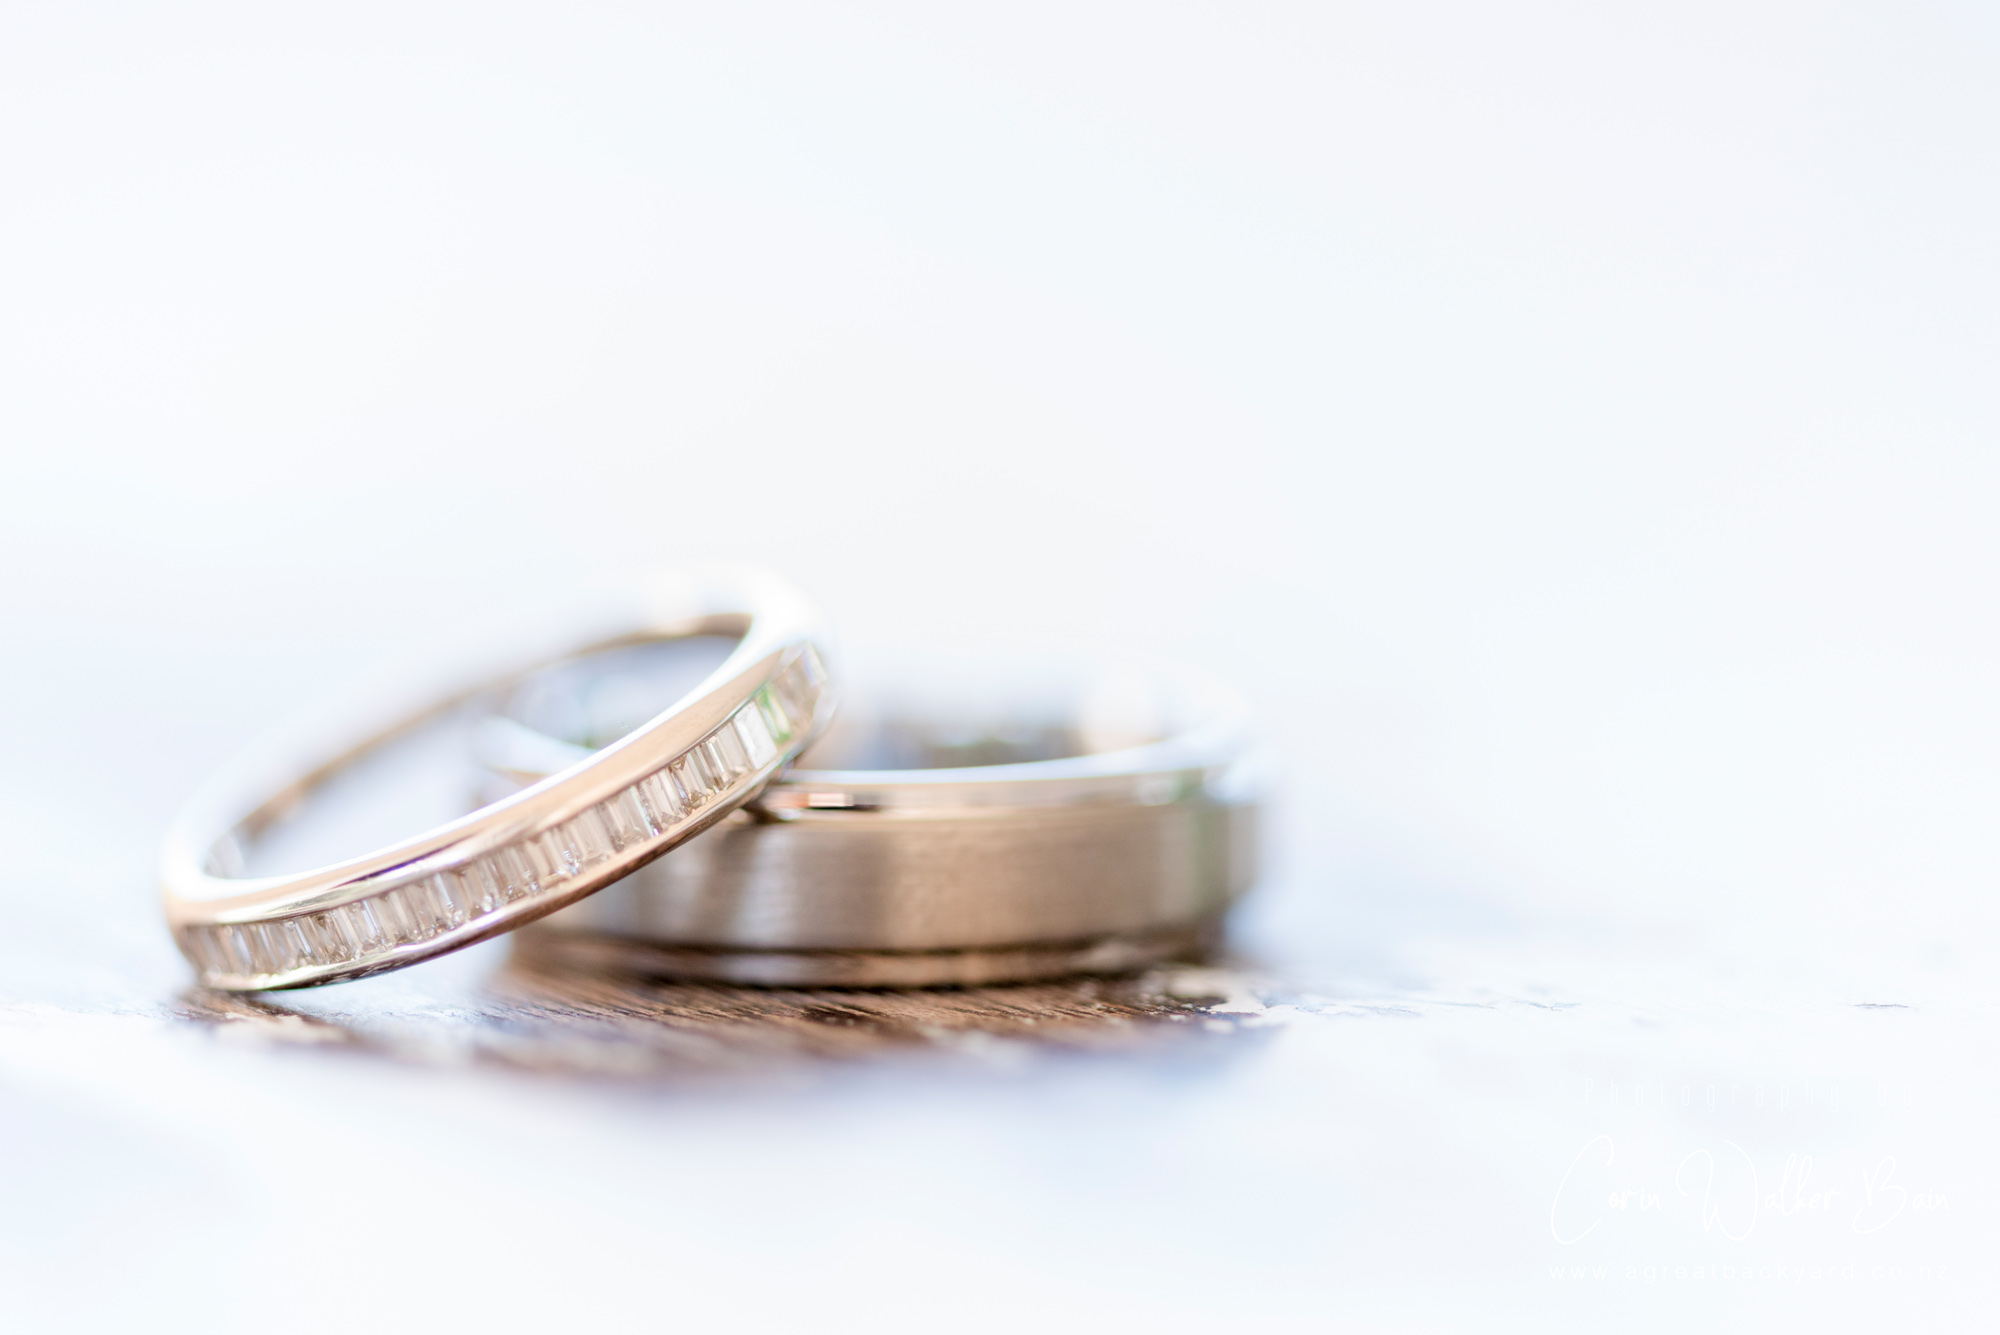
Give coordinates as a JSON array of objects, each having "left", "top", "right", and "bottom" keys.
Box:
[
  {"left": 161, "top": 568, "right": 835, "bottom": 991},
  {"left": 483, "top": 659, "right": 1258, "bottom": 986}
]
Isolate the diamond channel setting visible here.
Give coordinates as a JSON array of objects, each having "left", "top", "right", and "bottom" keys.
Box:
[{"left": 180, "top": 652, "right": 822, "bottom": 987}]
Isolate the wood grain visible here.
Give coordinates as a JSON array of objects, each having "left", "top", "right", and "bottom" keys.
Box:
[{"left": 171, "top": 951, "right": 1262, "bottom": 1080}]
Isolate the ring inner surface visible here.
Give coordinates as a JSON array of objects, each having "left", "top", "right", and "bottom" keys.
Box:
[
  {"left": 503, "top": 651, "right": 1191, "bottom": 777},
  {"left": 227, "top": 635, "right": 744, "bottom": 883}
]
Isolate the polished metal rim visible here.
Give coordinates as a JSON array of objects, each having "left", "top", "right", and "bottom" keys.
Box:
[{"left": 511, "top": 916, "right": 1227, "bottom": 989}]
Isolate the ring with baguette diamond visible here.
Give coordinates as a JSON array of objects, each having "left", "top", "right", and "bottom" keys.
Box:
[
  {"left": 161, "top": 568, "right": 834, "bottom": 991},
  {"left": 482, "top": 657, "right": 1259, "bottom": 986}
]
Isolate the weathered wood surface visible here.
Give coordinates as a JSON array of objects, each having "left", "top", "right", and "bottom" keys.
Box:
[{"left": 173, "top": 956, "right": 1251, "bottom": 1077}]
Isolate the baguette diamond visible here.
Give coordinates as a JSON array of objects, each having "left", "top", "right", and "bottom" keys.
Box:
[
  {"left": 202, "top": 926, "right": 233, "bottom": 975},
  {"left": 375, "top": 890, "right": 416, "bottom": 944},
  {"left": 671, "top": 750, "right": 714, "bottom": 805},
  {"left": 570, "top": 806, "right": 615, "bottom": 865},
  {"left": 606, "top": 789, "right": 655, "bottom": 846},
  {"left": 305, "top": 911, "right": 352, "bottom": 963},
  {"left": 734, "top": 704, "right": 778, "bottom": 765},
  {"left": 707, "top": 724, "right": 750, "bottom": 780},
  {"left": 635, "top": 770, "right": 683, "bottom": 828},
  {"left": 432, "top": 878, "right": 462, "bottom": 926},
  {"left": 256, "top": 923, "right": 288, "bottom": 971}
]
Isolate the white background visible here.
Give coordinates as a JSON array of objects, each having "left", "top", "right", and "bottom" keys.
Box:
[{"left": 1, "top": 4, "right": 1994, "bottom": 1329}]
